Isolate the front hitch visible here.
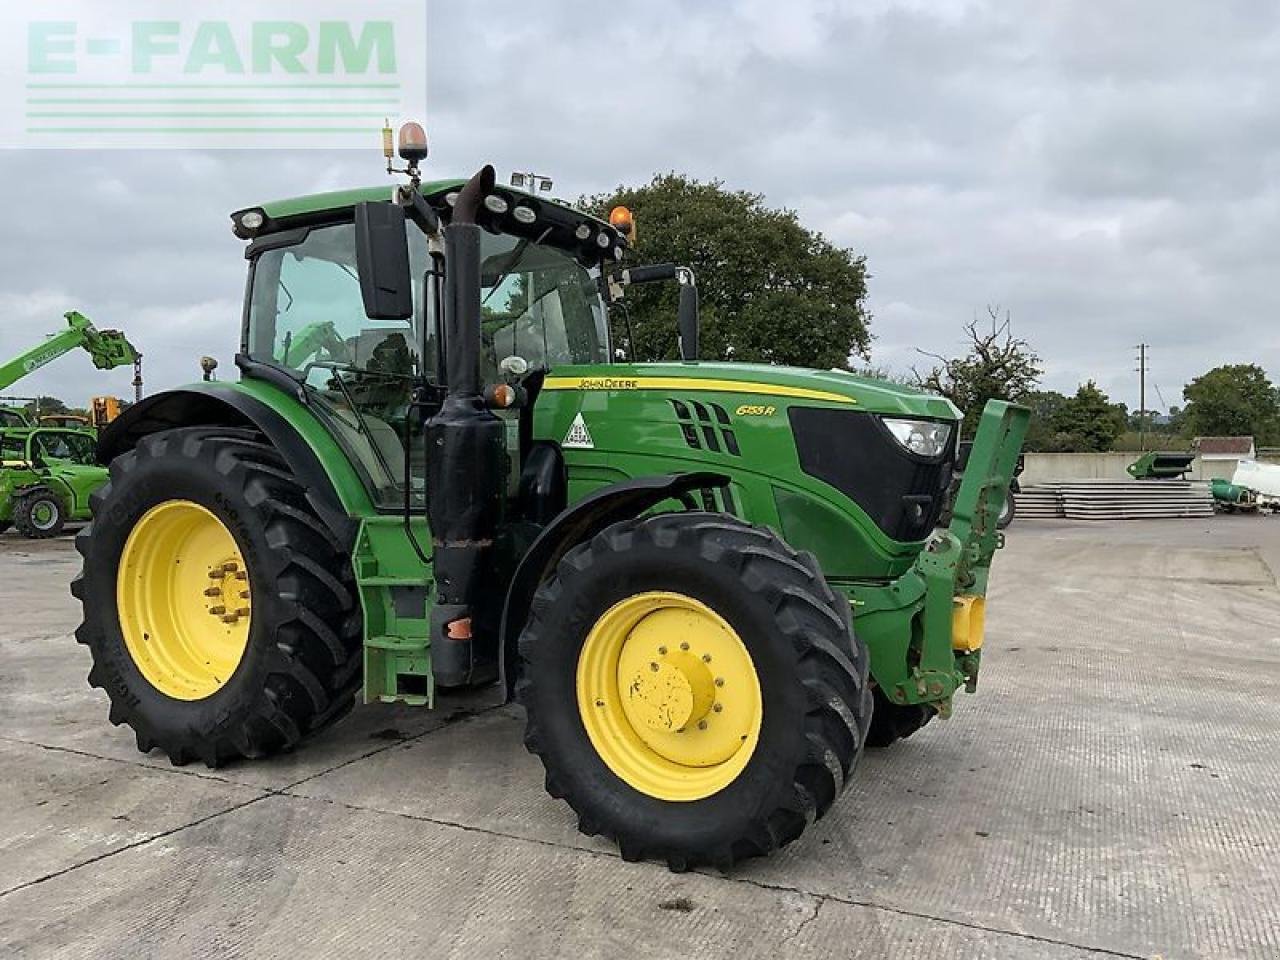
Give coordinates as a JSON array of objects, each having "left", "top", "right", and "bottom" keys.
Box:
[{"left": 850, "top": 399, "right": 1029, "bottom": 710}]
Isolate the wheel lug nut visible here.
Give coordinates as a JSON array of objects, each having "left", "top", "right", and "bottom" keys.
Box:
[
  {"left": 222, "top": 562, "right": 238, "bottom": 573},
  {"left": 658, "top": 646, "right": 667, "bottom": 655},
  {"left": 234, "top": 571, "right": 248, "bottom": 581},
  {"left": 702, "top": 654, "right": 712, "bottom": 663},
  {"left": 715, "top": 677, "right": 724, "bottom": 687},
  {"left": 235, "top": 607, "right": 250, "bottom": 617},
  {"left": 203, "top": 587, "right": 221, "bottom": 597},
  {"left": 221, "top": 614, "right": 239, "bottom": 624},
  {"left": 239, "top": 591, "right": 250, "bottom": 599},
  {"left": 697, "top": 720, "right": 708, "bottom": 730},
  {"left": 713, "top": 703, "right": 723, "bottom": 713},
  {"left": 649, "top": 662, "right": 659, "bottom": 672},
  {"left": 680, "top": 642, "right": 689, "bottom": 651},
  {"left": 208, "top": 605, "right": 226, "bottom": 615}
]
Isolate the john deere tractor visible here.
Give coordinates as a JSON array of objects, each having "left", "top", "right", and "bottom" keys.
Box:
[{"left": 74, "top": 126, "right": 1027, "bottom": 870}]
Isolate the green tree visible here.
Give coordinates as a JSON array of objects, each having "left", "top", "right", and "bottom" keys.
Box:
[
  {"left": 585, "top": 174, "right": 870, "bottom": 369},
  {"left": 1021, "top": 389, "right": 1070, "bottom": 451},
  {"left": 22, "top": 396, "right": 68, "bottom": 418},
  {"left": 1182, "top": 364, "right": 1280, "bottom": 443},
  {"left": 1051, "top": 381, "right": 1127, "bottom": 452},
  {"left": 912, "top": 307, "right": 1042, "bottom": 436}
]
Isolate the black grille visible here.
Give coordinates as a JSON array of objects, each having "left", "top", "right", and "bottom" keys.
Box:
[
  {"left": 670, "top": 400, "right": 741, "bottom": 457},
  {"left": 789, "top": 408, "right": 955, "bottom": 542}
]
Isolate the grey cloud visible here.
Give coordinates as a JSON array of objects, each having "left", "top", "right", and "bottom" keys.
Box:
[{"left": 0, "top": 0, "right": 1276, "bottom": 415}]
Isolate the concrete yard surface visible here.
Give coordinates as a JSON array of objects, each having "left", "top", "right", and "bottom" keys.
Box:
[{"left": 1, "top": 516, "right": 1278, "bottom": 959}]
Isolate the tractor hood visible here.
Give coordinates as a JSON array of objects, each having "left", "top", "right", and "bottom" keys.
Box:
[{"left": 545, "top": 361, "right": 961, "bottom": 420}]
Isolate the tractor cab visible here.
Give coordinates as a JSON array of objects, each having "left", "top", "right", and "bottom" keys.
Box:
[{"left": 235, "top": 169, "right": 622, "bottom": 511}]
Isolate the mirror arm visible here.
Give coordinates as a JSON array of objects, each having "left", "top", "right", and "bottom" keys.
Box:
[{"left": 398, "top": 186, "right": 441, "bottom": 235}]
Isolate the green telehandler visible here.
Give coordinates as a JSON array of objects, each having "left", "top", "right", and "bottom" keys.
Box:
[
  {"left": 74, "top": 125, "right": 1028, "bottom": 870},
  {"left": 0, "top": 311, "right": 141, "bottom": 537},
  {"left": 0, "top": 428, "right": 105, "bottom": 537}
]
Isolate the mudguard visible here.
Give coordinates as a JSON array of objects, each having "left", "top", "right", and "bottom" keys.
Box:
[
  {"left": 97, "top": 385, "right": 358, "bottom": 547},
  {"left": 499, "top": 471, "right": 730, "bottom": 695}
]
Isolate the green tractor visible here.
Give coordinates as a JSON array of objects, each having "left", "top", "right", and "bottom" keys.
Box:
[
  {"left": 1, "top": 427, "right": 104, "bottom": 537},
  {"left": 74, "top": 128, "right": 1027, "bottom": 869}
]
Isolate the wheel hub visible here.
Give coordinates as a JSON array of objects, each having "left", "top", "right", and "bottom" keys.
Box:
[
  {"left": 577, "top": 592, "right": 762, "bottom": 802},
  {"left": 204, "top": 559, "right": 251, "bottom": 625},
  {"left": 624, "top": 649, "right": 716, "bottom": 733},
  {"left": 31, "top": 500, "right": 56, "bottom": 529},
  {"left": 116, "top": 500, "right": 252, "bottom": 700}
]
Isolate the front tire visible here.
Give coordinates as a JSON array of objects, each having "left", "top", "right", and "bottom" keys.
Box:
[
  {"left": 72, "top": 427, "right": 362, "bottom": 767},
  {"left": 865, "top": 687, "right": 934, "bottom": 748},
  {"left": 517, "top": 512, "right": 872, "bottom": 870},
  {"left": 15, "top": 489, "right": 65, "bottom": 538}
]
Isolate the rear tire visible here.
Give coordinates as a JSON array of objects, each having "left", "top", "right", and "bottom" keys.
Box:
[
  {"left": 517, "top": 511, "right": 872, "bottom": 870},
  {"left": 72, "top": 427, "right": 362, "bottom": 767},
  {"left": 14, "top": 489, "right": 65, "bottom": 538}
]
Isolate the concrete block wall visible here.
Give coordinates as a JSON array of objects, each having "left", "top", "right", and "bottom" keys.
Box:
[{"left": 1021, "top": 453, "right": 1249, "bottom": 483}]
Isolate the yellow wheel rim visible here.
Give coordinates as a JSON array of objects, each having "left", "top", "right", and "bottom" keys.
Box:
[
  {"left": 576, "top": 591, "right": 762, "bottom": 802},
  {"left": 116, "top": 500, "right": 252, "bottom": 700}
]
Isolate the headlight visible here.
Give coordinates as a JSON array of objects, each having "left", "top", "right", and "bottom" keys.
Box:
[{"left": 880, "top": 417, "right": 952, "bottom": 458}]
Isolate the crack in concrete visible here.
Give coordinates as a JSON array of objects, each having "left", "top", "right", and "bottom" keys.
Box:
[
  {"left": 778, "top": 895, "right": 824, "bottom": 946},
  {"left": 0, "top": 736, "right": 258, "bottom": 788},
  {"left": 0, "top": 792, "right": 269, "bottom": 899}
]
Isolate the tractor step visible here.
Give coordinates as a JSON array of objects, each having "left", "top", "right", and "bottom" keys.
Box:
[{"left": 353, "top": 518, "right": 434, "bottom": 706}]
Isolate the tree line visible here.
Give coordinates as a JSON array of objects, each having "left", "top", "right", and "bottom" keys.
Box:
[
  {"left": 590, "top": 174, "right": 1275, "bottom": 454},
  {"left": 911, "top": 310, "right": 1279, "bottom": 451}
]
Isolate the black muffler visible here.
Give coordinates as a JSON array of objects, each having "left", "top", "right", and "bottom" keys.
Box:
[{"left": 426, "top": 164, "right": 507, "bottom": 687}]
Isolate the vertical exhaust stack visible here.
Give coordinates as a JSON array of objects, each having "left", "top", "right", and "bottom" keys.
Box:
[{"left": 426, "top": 164, "right": 507, "bottom": 687}]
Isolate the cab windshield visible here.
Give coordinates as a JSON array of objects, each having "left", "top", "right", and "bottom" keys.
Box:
[
  {"left": 244, "top": 218, "right": 610, "bottom": 508},
  {"left": 35, "top": 431, "right": 96, "bottom": 464},
  {"left": 478, "top": 232, "right": 609, "bottom": 376}
]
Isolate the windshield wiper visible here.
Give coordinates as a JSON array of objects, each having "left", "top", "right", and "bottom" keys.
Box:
[
  {"left": 480, "top": 227, "right": 554, "bottom": 307},
  {"left": 481, "top": 239, "right": 532, "bottom": 307}
]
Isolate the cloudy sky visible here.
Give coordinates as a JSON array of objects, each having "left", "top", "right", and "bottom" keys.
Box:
[{"left": 1, "top": 0, "right": 1277, "bottom": 413}]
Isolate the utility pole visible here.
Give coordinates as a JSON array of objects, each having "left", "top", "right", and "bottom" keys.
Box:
[{"left": 1135, "top": 343, "right": 1149, "bottom": 451}]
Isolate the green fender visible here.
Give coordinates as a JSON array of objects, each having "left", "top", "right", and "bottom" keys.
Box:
[{"left": 98, "top": 376, "right": 377, "bottom": 544}]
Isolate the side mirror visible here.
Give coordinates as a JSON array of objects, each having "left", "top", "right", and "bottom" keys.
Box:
[
  {"left": 354, "top": 201, "right": 414, "bottom": 320},
  {"left": 613, "top": 262, "right": 699, "bottom": 361},
  {"left": 677, "top": 269, "right": 699, "bottom": 362}
]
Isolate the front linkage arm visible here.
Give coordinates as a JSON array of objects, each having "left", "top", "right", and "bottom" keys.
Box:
[{"left": 852, "top": 399, "right": 1030, "bottom": 712}]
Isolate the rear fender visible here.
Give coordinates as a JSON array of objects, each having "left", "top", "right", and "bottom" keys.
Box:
[{"left": 99, "top": 384, "right": 364, "bottom": 548}]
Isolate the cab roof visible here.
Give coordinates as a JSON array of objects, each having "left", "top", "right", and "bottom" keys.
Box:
[{"left": 238, "top": 178, "right": 626, "bottom": 263}]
